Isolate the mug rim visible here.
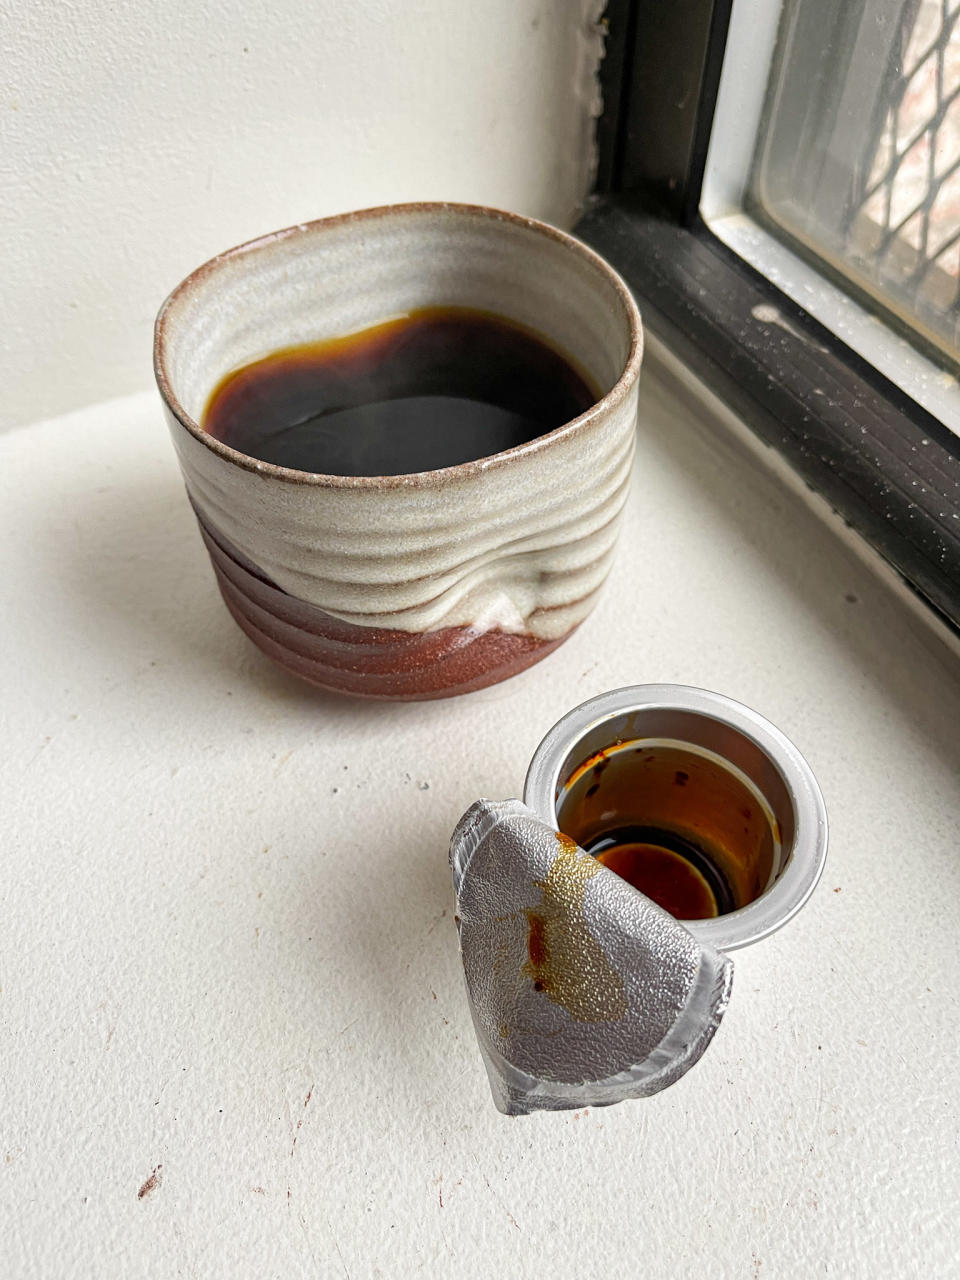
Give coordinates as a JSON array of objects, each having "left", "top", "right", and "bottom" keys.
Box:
[{"left": 153, "top": 201, "right": 643, "bottom": 490}]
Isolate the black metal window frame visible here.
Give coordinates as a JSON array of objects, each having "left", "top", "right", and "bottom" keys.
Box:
[{"left": 578, "top": 0, "right": 960, "bottom": 630}]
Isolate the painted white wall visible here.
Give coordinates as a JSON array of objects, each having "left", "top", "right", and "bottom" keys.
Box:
[{"left": 2, "top": 0, "right": 604, "bottom": 431}]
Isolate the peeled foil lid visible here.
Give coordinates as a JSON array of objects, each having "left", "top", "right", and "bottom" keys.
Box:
[{"left": 450, "top": 799, "right": 734, "bottom": 1115}]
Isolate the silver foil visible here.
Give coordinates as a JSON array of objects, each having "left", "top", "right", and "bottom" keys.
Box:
[{"left": 450, "top": 799, "right": 734, "bottom": 1116}]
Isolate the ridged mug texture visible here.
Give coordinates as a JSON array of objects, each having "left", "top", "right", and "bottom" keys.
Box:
[{"left": 154, "top": 203, "right": 642, "bottom": 699}]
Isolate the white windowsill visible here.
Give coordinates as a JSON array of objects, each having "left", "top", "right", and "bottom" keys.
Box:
[{"left": 3, "top": 356, "right": 959, "bottom": 1276}]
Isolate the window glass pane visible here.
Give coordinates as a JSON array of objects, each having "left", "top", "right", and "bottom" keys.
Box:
[{"left": 750, "top": 0, "right": 960, "bottom": 365}]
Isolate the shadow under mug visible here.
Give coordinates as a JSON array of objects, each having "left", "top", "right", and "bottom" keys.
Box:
[{"left": 154, "top": 202, "right": 643, "bottom": 700}]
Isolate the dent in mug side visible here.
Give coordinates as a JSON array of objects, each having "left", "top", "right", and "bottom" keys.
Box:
[{"left": 181, "top": 407, "right": 637, "bottom": 699}]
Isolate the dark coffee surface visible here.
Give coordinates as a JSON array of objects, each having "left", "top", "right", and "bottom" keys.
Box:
[{"left": 202, "top": 307, "right": 596, "bottom": 476}]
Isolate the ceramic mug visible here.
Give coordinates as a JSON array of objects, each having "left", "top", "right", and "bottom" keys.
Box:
[{"left": 154, "top": 203, "right": 643, "bottom": 699}]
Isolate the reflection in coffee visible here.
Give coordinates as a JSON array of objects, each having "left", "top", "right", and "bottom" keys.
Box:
[{"left": 202, "top": 307, "right": 597, "bottom": 476}]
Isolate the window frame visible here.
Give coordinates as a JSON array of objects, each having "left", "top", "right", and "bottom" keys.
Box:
[{"left": 578, "top": 0, "right": 960, "bottom": 630}]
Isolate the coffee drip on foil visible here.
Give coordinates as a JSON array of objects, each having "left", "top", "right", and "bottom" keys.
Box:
[{"left": 450, "top": 799, "right": 734, "bottom": 1116}]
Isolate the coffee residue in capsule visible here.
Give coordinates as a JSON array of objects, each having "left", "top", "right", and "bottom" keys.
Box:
[
  {"left": 202, "top": 307, "right": 597, "bottom": 476},
  {"left": 557, "top": 742, "right": 778, "bottom": 920}
]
